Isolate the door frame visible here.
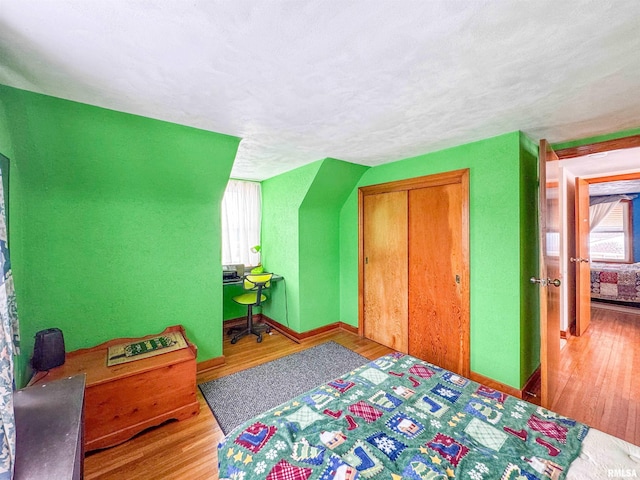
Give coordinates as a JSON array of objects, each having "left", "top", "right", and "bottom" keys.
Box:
[
  {"left": 542, "top": 134, "right": 640, "bottom": 407},
  {"left": 555, "top": 134, "right": 640, "bottom": 336},
  {"left": 357, "top": 169, "right": 470, "bottom": 363},
  {"left": 575, "top": 171, "right": 640, "bottom": 331},
  {"left": 553, "top": 134, "right": 640, "bottom": 159}
]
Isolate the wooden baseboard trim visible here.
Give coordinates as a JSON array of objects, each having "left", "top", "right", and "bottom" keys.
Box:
[
  {"left": 339, "top": 322, "right": 359, "bottom": 334},
  {"left": 261, "top": 317, "right": 302, "bottom": 343},
  {"left": 262, "top": 317, "right": 338, "bottom": 343},
  {"left": 261, "top": 316, "right": 359, "bottom": 343},
  {"left": 197, "top": 355, "right": 225, "bottom": 373},
  {"left": 522, "top": 365, "right": 541, "bottom": 398},
  {"left": 469, "top": 371, "right": 522, "bottom": 399},
  {"left": 470, "top": 366, "right": 542, "bottom": 400},
  {"left": 222, "top": 316, "right": 251, "bottom": 328}
]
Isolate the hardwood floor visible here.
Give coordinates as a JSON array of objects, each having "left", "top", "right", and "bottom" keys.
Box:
[
  {"left": 551, "top": 304, "right": 640, "bottom": 445},
  {"left": 84, "top": 327, "right": 393, "bottom": 480},
  {"left": 85, "top": 309, "right": 639, "bottom": 479}
]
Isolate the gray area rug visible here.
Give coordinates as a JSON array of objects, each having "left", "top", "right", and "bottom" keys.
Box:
[{"left": 199, "top": 341, "right": 368, "bottom": 435}]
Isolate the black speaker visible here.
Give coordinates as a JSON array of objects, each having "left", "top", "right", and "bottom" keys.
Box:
[{"left": 32, "top": 328, "right": 65, "bottom": 371}]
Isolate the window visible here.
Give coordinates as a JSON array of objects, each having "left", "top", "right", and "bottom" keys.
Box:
[
  {"left": 590, "top": 200, "right": 633, "bottom": 262},
  {"left": 221, "top": 180, "right": 261, "bottom": 266}
]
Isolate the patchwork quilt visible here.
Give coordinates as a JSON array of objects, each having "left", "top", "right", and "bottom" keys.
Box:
[
  {"left": 218, "top": 352, "right": 588, "bottom": 480},
  {"left": 591, "top": 261, "right": 640, "bottom": 303}
]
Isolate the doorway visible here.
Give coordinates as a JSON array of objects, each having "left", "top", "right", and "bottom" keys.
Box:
[
  {"left": 555, "top": 139, "right": 640, "bottom": 338},
  {"left": 573, "top": 172, "right": 640, "bottom": 336},
  {"left": 545, "top": 135, "right": 640, "bottom": 434}
]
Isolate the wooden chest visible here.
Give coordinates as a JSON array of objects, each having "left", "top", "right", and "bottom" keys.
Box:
[{"left": 38, "top": 325, "right": 199, "bottom": 451}]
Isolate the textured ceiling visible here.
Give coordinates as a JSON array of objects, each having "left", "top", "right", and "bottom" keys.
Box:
[
  {"left": 590, "top": 179, "right": 640, "bottom": 196},
  {"left": 1, "top": 1, "right": 639, "bottom": 180}
]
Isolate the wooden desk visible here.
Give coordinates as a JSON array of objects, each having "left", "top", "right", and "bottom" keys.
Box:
[
  {"left": 37, "top": 325, "right": 199, "bottom": 451},
  {"left": 222, "top": 273, "right": 283, "bottom": 286}
]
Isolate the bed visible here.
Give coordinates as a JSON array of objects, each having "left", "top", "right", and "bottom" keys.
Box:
[
  {"left": 218, "top": 352, "right": 640, "bottom": 479},
  {"left": 591, "top": 261, "right": 640, "bottom": 304}
]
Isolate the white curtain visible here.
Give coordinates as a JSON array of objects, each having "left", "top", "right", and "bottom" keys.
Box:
[
  {"left": 589, "top": 201, "right": 619, "bottom": 232},
  {"left": 588, "top": 194, "right": 636, "bottom": 232},
  {"left": 221, "top": 180, "right": 261, "bottom": 267}
]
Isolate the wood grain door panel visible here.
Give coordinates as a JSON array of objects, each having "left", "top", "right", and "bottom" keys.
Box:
[
  {"left": 363, "top": 191, "right": 408, "bottom": 352},
  {"left": 407, "top": 183, "right": 468, "bottom": 375},
  {"left": 575, "top": 178, "right": 591, "bottom": 336},
  {"left": 359, "top": 169, "right": 469, "bottom": 371},
  {"left": 539, "top": 140, "right": 561, "bottom": 408}
]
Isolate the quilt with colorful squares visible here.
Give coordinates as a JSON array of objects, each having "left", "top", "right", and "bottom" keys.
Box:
[
  {"left": 218, "top": 352, "right": 588, "bottom": 480},
  {"left": 590, "top": 261, "right": 640, "bottom": 303}
]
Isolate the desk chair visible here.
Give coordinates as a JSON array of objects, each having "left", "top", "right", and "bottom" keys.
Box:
[{"left": 227, "top": 273, "right": 273, "bottom": 344}]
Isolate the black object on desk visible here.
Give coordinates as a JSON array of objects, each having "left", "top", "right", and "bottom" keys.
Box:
[
  {"left": 14, "top": 374, "right": 85, "bottom": 480},
  {"left": 31, "top": 328, "right": 66, "bottom": 371},
  {"left": 223, "top": 264, "right": 244, "bottom": 282}
]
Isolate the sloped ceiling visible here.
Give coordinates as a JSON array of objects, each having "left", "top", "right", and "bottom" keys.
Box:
[{"left": 1, "top": 1, "right": 639, "bottom": 180}]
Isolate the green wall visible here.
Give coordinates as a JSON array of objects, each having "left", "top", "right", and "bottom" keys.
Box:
[
  {"left": 339, "top": 132, "right": 538, "bottom": 389},
  {"left": 2, "top": 77, "right": 636, "bottom": 393},
  {"left": 223, "top": 283, "right": 250, "bottom": 320},
  {"left": 298, "top": 159, "right": 370, "bottom": 329},
  {"left": 0, "top": 85, "right": 239, "bottom": 387},
  {"left": 519, "top": 134, "right": 541, "bottom": 382},
  {"left": 261, "top": 159, "right": 368, "bottom": 332},
  {"left": 262, "top": 133, "right": 539, "bottom": 389},
  {"left": 261, "top": 162, "right": 320, "bottom": 332}
]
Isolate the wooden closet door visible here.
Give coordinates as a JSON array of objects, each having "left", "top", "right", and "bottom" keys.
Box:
[
  {"left": 408, "top": 182, "right": 469, "bottom": 375},
  {"left": 363, "top": 191, "right": 408, "bottom": 352}
]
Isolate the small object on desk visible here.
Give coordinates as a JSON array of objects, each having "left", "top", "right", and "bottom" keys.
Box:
[
  {"left": 31, "top": 327, "right": 66, "bottom": 371},
  {"left": 223, "top": 263, "right": 244, "bottom": 282},
  {"left": 107, "top": 331, "right": 187, "bottom": 366}
]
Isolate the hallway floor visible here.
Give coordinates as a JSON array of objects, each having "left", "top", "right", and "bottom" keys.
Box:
[{"left": 552, "top": 304, "right": 640, "bottom": 445}]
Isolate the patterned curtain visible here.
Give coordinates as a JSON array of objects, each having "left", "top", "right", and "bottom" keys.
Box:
[{"left": 0, "top": 167, "right": 19, "bottom": 479}]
